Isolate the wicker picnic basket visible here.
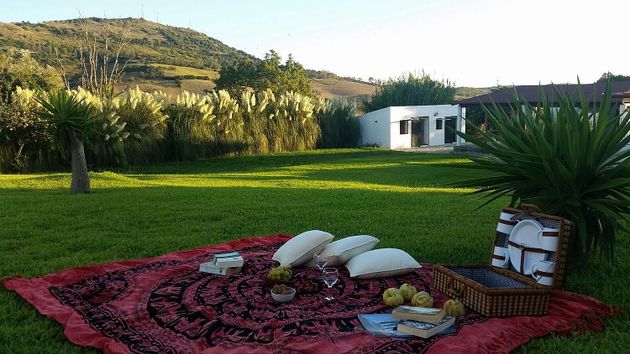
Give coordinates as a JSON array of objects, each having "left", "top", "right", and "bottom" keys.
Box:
[{"left": 432, "top": 205, "right": 573, "bottom": 317}]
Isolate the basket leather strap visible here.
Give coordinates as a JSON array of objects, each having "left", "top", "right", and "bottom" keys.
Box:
[
  {"left": 507, "top": 241, "right": 547, "bottom": 254},
  {"left": 534, "top": 270, "right": 554, "bottom": 277},
  {"left": 508, "top": 241, "right": 549, "bottom": 274}
]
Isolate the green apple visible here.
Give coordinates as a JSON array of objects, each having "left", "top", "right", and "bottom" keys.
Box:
[
  {"left": 382, "top": 288, "right": 405, "bottom": 307},
  {"left": 443, "top": 299, "right": 466, "bottom": 317},
  {"left": 411, "top": 291, "right": 434, "bottom": 307},
  {"left": 398, "top": 283, "right": 418, "bottom": 302}
]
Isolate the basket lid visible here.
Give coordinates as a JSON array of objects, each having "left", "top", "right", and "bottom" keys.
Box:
[{"left": 489, "top": 206, "right": 572, "bottom": 289}]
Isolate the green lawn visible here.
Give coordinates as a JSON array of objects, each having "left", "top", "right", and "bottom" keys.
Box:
[{"left": 0, "top": 149, "right": 627, "bottom": 353}]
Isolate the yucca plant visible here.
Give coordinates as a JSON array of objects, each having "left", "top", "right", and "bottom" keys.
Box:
[
  {"left": 455, "top": 82, "right": 630, "bottom": 263},
  {"left": 37, "top": 90, "right": 96, "bottom": 194}
]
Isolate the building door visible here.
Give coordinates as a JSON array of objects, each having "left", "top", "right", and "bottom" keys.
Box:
[
  {"left": 444, "top": 117, "right": 457, "bottom": 144},
  {"left": 411, "top": 118, "right": 429, "bottom": 147}
]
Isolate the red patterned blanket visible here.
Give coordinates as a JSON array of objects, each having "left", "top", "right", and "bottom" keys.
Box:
[{"left": 2, "top": 234, "right": 617, "bottom": 353}]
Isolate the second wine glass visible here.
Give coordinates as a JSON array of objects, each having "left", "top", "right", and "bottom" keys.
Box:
[{"left": 322, "top": 267, "right": 338, "bottom": 301}]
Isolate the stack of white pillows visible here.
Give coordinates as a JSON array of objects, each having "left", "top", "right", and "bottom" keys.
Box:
[{"left": 272, "top": 230, "right": 421, "bottom": 278}]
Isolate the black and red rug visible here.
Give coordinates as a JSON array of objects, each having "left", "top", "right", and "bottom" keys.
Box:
[{"left": 2, "top": 234, "right": 617, "bottom": 353}]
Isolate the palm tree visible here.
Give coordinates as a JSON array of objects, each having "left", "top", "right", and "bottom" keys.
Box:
[{"left": 37, "top": 91, "right": 96, "bottom": 194}]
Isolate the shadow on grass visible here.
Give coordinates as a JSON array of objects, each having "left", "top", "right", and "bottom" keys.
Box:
[{"left": 118, "top": 149, "right": 474, "bottom": 175}]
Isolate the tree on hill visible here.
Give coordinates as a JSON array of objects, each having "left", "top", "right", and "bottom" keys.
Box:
[
  {"left": 216, "top": 50, "right": 312, "bottom": 95},
  {"left": 0, "top": 50, "right": 63, "bottom": 102},
  {"left": 597, "top": 72, "right": 630, "bottom": 82},
  {"left": 363, "top": 73, "right": 455, "bottom": 112}
]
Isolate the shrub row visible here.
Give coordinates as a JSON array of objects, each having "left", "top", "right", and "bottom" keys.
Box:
[{"left": 0, "top": 87, "right": 360, "bottom": 172}]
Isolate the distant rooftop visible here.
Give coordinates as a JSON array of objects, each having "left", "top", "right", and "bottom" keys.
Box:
[{"left": 456, "top": 81, "right": 630, "bottom": 106}]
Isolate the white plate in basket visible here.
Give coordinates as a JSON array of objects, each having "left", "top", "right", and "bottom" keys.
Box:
[{"left": 508, "top": 219, "right": 546, "bottom": 275}]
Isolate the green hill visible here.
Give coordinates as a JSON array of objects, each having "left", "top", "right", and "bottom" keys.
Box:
[
  {"left": 0, "top": 17, "right": 252, "bottom": 96},
  {"left": 0, "top": 17, "right": 491, "bottom": 101},
  {"left": 0, "top": 17, "right": 253, "bottom": 70}
]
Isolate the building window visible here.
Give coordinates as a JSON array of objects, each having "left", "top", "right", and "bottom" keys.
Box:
[
  {"left": 436, "top": 119, "right": 443, "bottom": 130},
  {"left": 400, "top": 120, "right": 409, "bottom": 134}
]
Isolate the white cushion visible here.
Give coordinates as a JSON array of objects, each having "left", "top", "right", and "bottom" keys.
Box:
[
  {"left": 345, "top": 248, "right": 421, "bottom": 278},
  {"left": 272, "top": 230, "right": 334, "bottom": 266},
  {"left": 306, "top": 235, "right": 379, "bottom": 267}
]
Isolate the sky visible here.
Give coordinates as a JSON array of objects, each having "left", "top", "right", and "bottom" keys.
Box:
[{"left": 1, "top": 0, "right": 628, "bottom": 87}]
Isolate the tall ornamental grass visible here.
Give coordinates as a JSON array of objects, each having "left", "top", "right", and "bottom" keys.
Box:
[
  {"left": 316, "top": 98, "right": 360, "bottom": 148},
  {"left": 111, "top": 87, "right": 168, "bottom": 164},
  {"left": 1, "top": 86, "right": 355, "bottom": 169}
]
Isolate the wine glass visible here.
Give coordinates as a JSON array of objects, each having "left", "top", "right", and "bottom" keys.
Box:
[
  {"left": 322, "top": 267, "right": 338, "bottom": 301},
  {"left": 313, "top": 252, "right": 328, "bottom": 272}
]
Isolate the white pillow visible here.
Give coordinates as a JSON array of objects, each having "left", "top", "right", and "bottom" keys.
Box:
[
  {"left": 306, "top": 235, "right": 379, "bottom": 267},
  {"left": 345, "top": 248, "right": 421, "bottom": 278},
  {"left": 272, "top": 230, "right": 334, "bottom": 267}
]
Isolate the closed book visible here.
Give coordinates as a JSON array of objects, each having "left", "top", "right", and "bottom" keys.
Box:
[
  {"left": 396, "top": 316, "right": 456, "bottom": 339},
  {"left": 392, "top": 306, "right": 445, "bottom": 323},
  {"left": 199, "top": 262, "right": 241, "bottom": 275},
  {"left": 212, "top": 251, "right": 240, "bottom": 260},
  {"left": 214, "top": 256, "right": 244, "bottom": 268},
  {"left": 356, "top": 313, "right": 414, "bottom": 338}
]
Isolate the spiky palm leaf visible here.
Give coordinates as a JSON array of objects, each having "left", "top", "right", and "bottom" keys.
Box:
[
  {"left": 36, "top": 90, "right": 96, "bottom": 156},
  {"left": 455, "top": 81, "right": 630, "bottom": 262}
]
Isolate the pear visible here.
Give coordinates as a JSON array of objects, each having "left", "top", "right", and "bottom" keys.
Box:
[
  {"left": 382, "top": 288, "right": 404, "bottom": 307},
  {"left": 443, "top": 299, "right": 466, "bottom": 317},
  {"left": 411, "top": 291, "right": 434, "bottom": 307},
  {"left": 398, "top": 283, "right": 418, "bottom": 302}
]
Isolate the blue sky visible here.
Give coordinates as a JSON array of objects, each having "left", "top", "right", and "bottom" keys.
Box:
[{"left": 1, "top": 0, "right": 628, "bottom": 87}]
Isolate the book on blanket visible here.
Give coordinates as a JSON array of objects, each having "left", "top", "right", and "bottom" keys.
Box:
[
  {"left": 199, "top": 263, "right": 241, "bottom": 275},
  {"left": 357, "top": 313, "right": 456, "bottom": 339},
  {"left": 392, "top": 306, "right": 445, "bottom": 323},
  {"left": 357, "top": 313, "right": 414, "bottom": 338},
  {"left": 199, "top": 251, "right": 244, "bottom": 275},
  {"left": 212, "top": 251, "right": 244, "bottom": 268},
  {"left": 396, "top": 316, "right": 456, "bottom": 339}
]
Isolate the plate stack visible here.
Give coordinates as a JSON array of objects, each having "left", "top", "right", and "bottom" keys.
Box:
[{"left": 507, "top": 219, "right": 559, "bottom": 286}]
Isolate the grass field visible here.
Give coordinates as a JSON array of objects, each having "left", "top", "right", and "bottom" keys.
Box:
[{"left": 0, "top": 149, "right": 627, "bottom": 353}]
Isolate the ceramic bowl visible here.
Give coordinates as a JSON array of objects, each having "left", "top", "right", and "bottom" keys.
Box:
[{"left": 271, "top": 287, "right": 296, "bottom": 302}]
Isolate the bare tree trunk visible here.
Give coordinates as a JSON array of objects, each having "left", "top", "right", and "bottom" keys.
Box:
[{"left": 69, "top": 132, "right": 90, "bottom": 194}]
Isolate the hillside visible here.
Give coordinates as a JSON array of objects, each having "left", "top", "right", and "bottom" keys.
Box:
[
  {"left": 0, "top": 17, "right": 253, "bottom": 70},
  {"left": 0, "top": 17, "right": 491, "bottom": 102},
  {"left": 0, "top": 17, "right": 376, "bottom": 99}
]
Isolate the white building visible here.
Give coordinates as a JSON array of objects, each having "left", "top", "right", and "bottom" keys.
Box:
[{"left": 358, "top": 105, "right": 466, "bottom": 149}]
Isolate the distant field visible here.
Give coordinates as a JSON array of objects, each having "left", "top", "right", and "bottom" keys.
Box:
[
  {"left": 311, "top": 78, "right": 376, "bottom": 101},
  {"left": 120, "top": 73, "right": 375, "bottom": 100},
  {"left": 146, "top": 64, "right": 219, "bottom": 80},
  {"left": 179, "top": 79, "right": 216, "bottom": 93}
]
